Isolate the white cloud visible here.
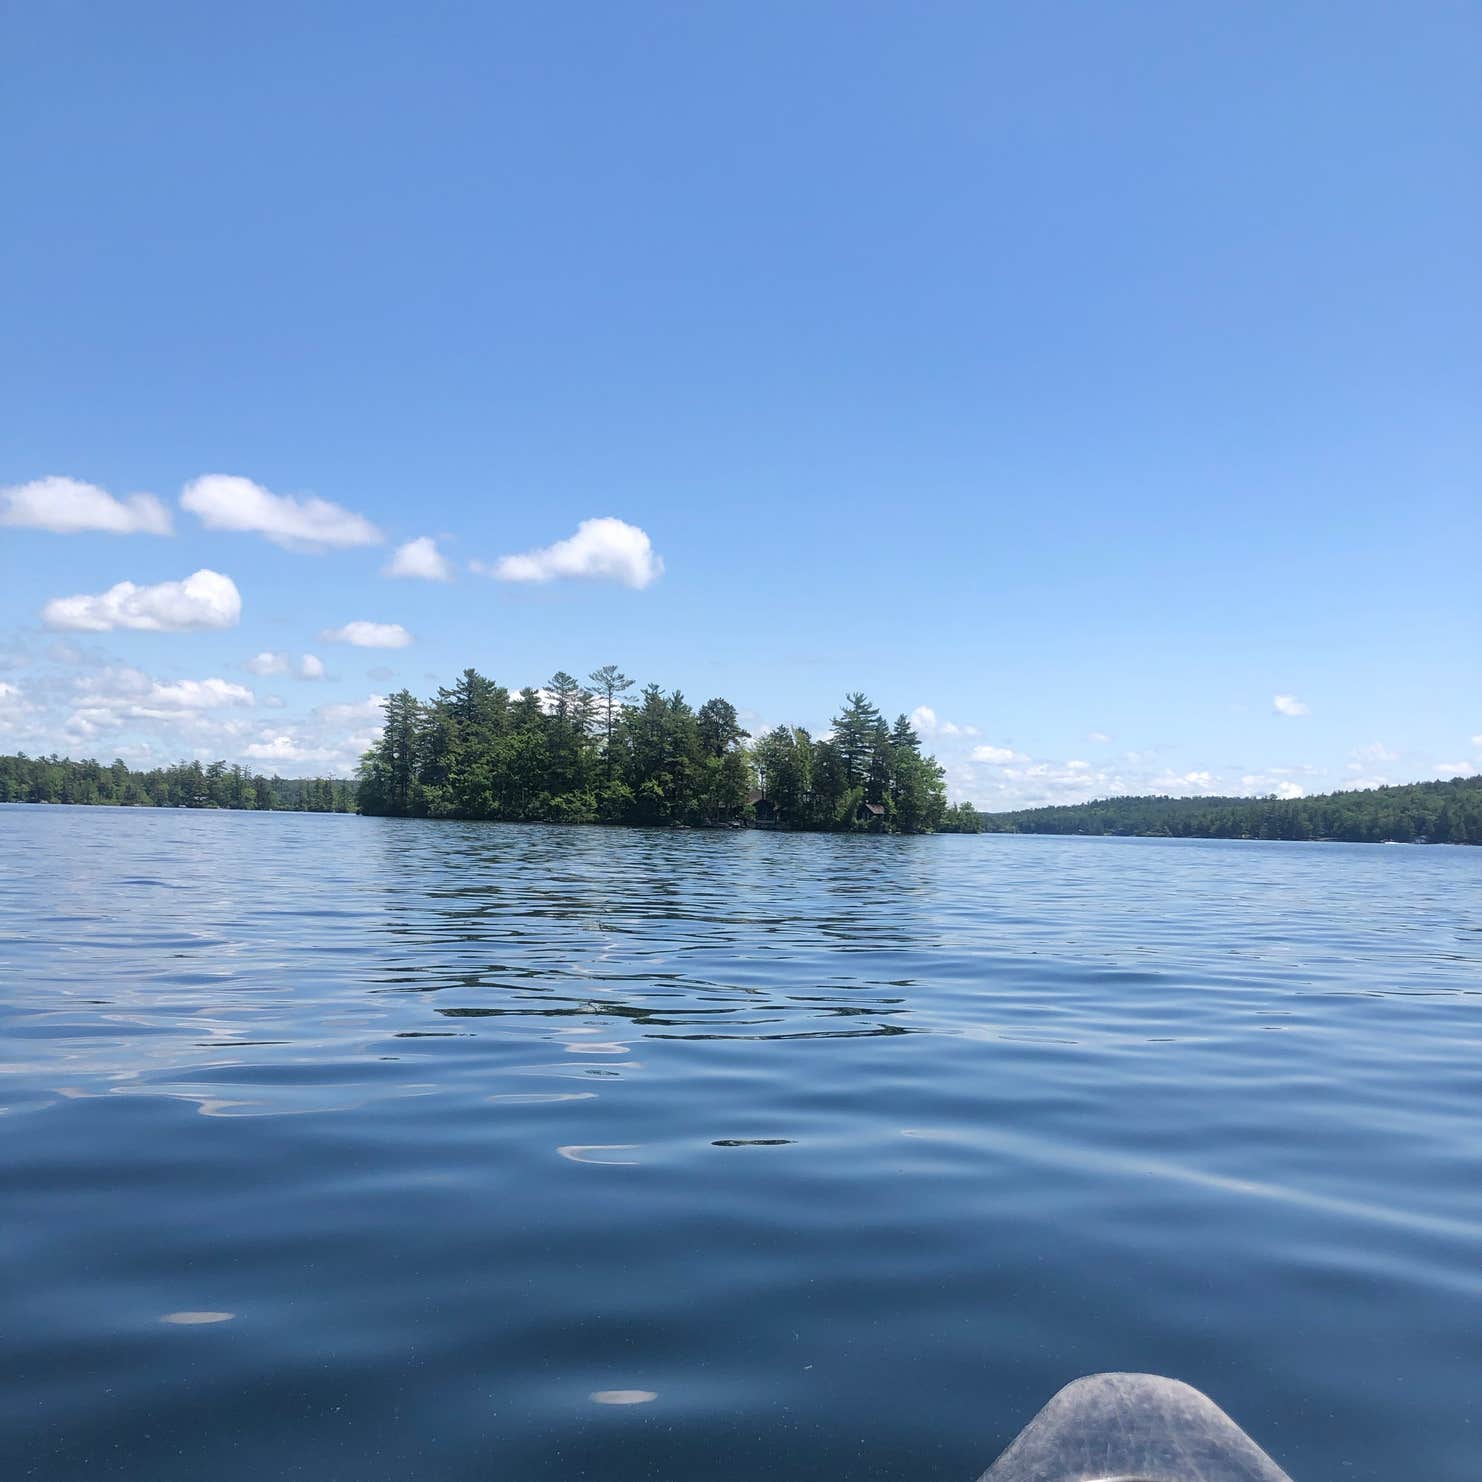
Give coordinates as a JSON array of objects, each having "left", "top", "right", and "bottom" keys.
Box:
[
  {"left": 180, "top": 474, "right": 382, "bottom": 551},
  {"left": 1472, "top": 734, "right": 1482, "bottom": 749},
  {"left": 59, "top": 666, "right": 255, "bottom": 741},
  {"left": 910, "top": 705, "right": 979, "bottom": 738},
  {"left": 1353, "top": 741, "right": 1398, "bottom": 763},
  {"left": 1087, "top": 731, "right": 1111, "bottom": 743},
  {"left": 1, "top": 475, "right": 173, "bottom": 535},
  {"left": 1153, "top": 769, "right": 1217, "bottom": 792},
  {"left": 246, "top": 651, "right": 327, "bottom": 680},
  {"left": 486, "top": 517, "right": 664, "bottom": 589},
  {"left": 972, "top": 743, "right": 1025, "bottom": 764},
  {"left": 314, "top": 694, "right": 386, "bottom": 726},
  {"left": 1240, "top": 773, "right": 1305, "bottom": 799},
  {"left": 232, "top": 694, "right": 390, "bottom": 776},
  {"left": 42, "top": 569, "right": 242, "bottom": 632},
  {"left": 70, "top": 667, "right": 253, "bottom": 712},
  {"left": 146, "top": 677, "right": 255, "bottom": 710},
  {"left": 1273, "top": 694, "right": 1310, "bottom": 717},
  {"left": 321, "top": 621, "right": 413, "bottom": 649},
  {"left": 0, "top": 658, "right": 383, "bottom": 777},
  {"left": 244, "top": 734, "right": 348, "bottom": 764},
  {"left": 384, "top": 536, "right": 452, "bottom": 581},
  {"left": 1434, "top": 762, "right": 1476, "bottom": 779},
  {"left": 0, "top": 680, "right": 32, "bottom": 731}
]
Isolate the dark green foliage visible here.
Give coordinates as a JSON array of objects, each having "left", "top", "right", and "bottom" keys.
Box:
[
  {"left": 937, "top": 800, "right": 983, "bottom": 833},
  {"left": 0, "top": 754, "right": 355, "bottom": 812},
  {"left": 355, "top": 668, "right": 949, "bottom": 833},
  {"left": 976, "top": 776, "right": 1482, "bottom": 846}
]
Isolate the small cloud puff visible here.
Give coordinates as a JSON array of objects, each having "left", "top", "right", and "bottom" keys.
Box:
[
  {"left": 483, "top": 517, "right": 663, "bottom": 589},
  {"left": 910, "top": 705, "right": 979, "bottom": 738},
  {"left": 1272, "top": 694, "right": 1309, "bottom": 717},
  {"left": 321, "top": 621, "right": 413, "bottom": 649},
  {"left": 1, "top": 475, "right": 172, "bottom": 536},
  {"left": 384, "top": 536, "right": 453, "bottom": 581},
  {"left": 972, "top": 744, "right": 1025, "bottom": 764},
  {"left": 42, "top": 569, "right": 241, "bottom": 632},
  {"left": 245, "top": 652, "right": 327, "bottom": 680},
  {"left": 181, "top": 474, "right": 382, "bottom": 551}
]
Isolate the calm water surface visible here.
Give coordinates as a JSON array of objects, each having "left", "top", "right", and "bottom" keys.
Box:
[{"left": 2, "top": 806, "right": 1479, "bottom": 1480}]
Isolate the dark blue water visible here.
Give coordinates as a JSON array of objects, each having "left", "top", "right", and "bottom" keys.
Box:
[{"left": 1, "top": 806, "right": 1479, "bottom": 1480}]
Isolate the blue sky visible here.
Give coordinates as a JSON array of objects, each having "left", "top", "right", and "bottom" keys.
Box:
[{"left": 2, "top": 2, "right": 1478, "bottom": 805}]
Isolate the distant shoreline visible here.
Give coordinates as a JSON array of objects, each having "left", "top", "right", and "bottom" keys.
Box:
[
  {"left": 969, "top": 775, "right": 1481, "bottom": 848},
  {"left": 6, "top": 740, "right": 1478, "bottom": 847},
  {"left": 3, "top": 791, "right": 1478, "bottom": 849}
]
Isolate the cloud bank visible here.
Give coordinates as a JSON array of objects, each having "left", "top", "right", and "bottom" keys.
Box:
[
  {"left": 1, "top": 475, "right": 173, "bottom": 536},
  {"left": 42, "top": 569, "right": 242, "bottom": 632}
]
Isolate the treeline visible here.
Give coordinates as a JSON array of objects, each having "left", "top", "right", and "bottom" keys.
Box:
[
  {"left": 977, "top": 775, "right": 1482, "bottom": 845},
  {"left": 357, "top": 666, "right": 954, "bottom": 832},
  {"left": 0, "top": 753, "right": 356, "bottom": 813}
]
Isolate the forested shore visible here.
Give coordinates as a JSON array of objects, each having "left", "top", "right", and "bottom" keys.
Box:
[
  {"left": 0, "top": 753, "right": 354, "bottom": 812},
  {"left": 356, "top": 668, "right": 963, "bottom": 833},
  {"left": 978, "top": 775, "right": 1482, "bottom": 845},
  {"left": 5, "top": 701, "right": 1477, "bottom": 845}
]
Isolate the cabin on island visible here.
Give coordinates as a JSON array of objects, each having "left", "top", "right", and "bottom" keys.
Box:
[
  {"left": 855, "top": 800, "right": 886, "bottom": 831},
  {"left": 748, "top": 788, "right": 779, "bottom": 828}
]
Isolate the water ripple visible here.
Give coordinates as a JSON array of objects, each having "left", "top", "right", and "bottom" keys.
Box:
[{"left": 1, "top": 806, "right": 1479, "bottom": 1481}]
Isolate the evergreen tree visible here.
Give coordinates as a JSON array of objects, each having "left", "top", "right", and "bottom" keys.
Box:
[
  {"left": 588, "top": 664, "right": 635, "bottom": 782},
  {"left": 831, "top": 692, "right": 883, "bottom": 786}
]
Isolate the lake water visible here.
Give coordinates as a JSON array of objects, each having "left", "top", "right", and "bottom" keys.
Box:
[{"left": 1, "top": 805, "right": 1479, "bottom": 1480}]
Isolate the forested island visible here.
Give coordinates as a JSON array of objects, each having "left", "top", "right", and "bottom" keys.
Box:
[
  {"left": 356, "top": 668, "right": 961, "bottom": 833},
  {"left": 977, "top": 775, "right": 1482, "bottom": 845},
  {"left": 3, "top": 671, "right": 1477, "bottom": 847}
]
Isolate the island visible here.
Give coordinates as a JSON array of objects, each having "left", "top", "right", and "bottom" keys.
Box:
[
  {"left": 354, "top": 669, "right": 958, "bottom": 833},
  {"left": 2, "top": 667, "right": 1477, "bottom": 845}
]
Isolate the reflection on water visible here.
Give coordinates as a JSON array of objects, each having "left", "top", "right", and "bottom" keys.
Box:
[{"left": 1, "top": 805, "right": 1480, "bottom": 1481}]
